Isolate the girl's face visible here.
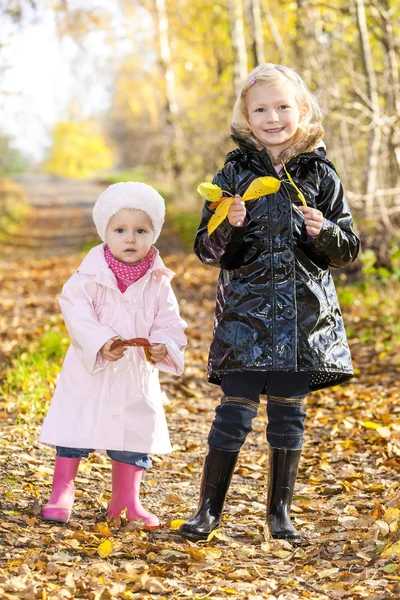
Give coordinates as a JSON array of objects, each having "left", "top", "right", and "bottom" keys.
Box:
[
  {"left": 105, "top": 208, "right": 154, "bottom": 264},
  {"left": 246, "top": 80, "right": 308, "bottom": 159}
]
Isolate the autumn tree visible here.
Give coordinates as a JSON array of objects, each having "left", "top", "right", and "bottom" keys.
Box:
[{"left": 44, "top": 121, "right": 115, "bottom": 180}]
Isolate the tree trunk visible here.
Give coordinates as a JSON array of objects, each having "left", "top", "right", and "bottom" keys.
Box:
[
  {"left": 261, "top": 0, "right": 286, "bottom": 62},
  {"left": 354, "top": 0, "right": 381, "bottom": 215},
  {"left": 378, "top": 0, "right": 400, "bottom": 189},
  {"left": 249, "top": 0, "right": 265, "bottom": 66},
  {"left": 154, "top": 0, "right": 182, "bottom": 176},
  {"left": 229, "top": 0, "right": 248, "bottom": 94}
]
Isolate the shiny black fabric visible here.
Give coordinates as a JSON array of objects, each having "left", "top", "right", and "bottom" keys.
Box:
[{"left": 194, "top": 140, "right": 360, "bottom": 391}]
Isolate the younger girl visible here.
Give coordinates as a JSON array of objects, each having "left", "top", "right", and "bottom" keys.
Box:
[
  {"left": 40, "top": 182, "right": 187, "bottom": 525},
  {"left": 179, "top": 63, "right": 360, "bottom": 542}
]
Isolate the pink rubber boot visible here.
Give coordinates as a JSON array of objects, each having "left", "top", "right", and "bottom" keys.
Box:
[
  {"left": 107, "top": 460, "right": 160, "bottom": 526},
  {"left": 42, "top": 457, "right": 80, "bottom": 523}
]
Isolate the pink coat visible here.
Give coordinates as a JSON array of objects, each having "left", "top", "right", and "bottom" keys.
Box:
[{"left": 39, "top": 244, "right": 187, "bottom": 454}]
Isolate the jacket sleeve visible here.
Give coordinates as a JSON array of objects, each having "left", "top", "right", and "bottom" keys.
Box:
[
  {"left": 300, "top": 163, "right": 360, "bottom": 268},
  {"left": 194, "top": 162, "right": 250, "bottom": 268},
  {"left": 59, "top": 274, "right": 118, "bottom": 375},
  {"left": 148, "top": 277, "right": 187, "bottom": 376}
]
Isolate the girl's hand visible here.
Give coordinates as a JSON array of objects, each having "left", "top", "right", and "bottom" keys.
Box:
[
  {"left": 100, "top": 336, "right": 126, "bottom": 362},
  {"left": 227, "top": 195, "right": 246, "bottom": 227},
  {"left": 148, "top": 344, "right": 167, "bottom": 363},
  {"left": 298, "top": 206, "right": 323, "bottom": 237}
]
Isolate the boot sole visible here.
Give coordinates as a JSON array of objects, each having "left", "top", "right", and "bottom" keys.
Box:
[
  {"left": 41, "top": 515, "right": 69, "bottom": 524},
  {"left": 178, "top": 525, "right": 220, "bottom": 542},
  {"left": 42, "top": 507, "right": 71, "bottom": 523},
  {"left": 271, "top": 533, "right": 302, "bottom": 545}
]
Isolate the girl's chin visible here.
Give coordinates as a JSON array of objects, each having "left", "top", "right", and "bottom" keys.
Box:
[{"left": 115, "top": 253, "right": 142, "bottom": 264}]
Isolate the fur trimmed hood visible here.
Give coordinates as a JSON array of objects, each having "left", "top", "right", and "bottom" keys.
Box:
[{"left": 230, "top": 123, "right": 325, "bottom": 165}]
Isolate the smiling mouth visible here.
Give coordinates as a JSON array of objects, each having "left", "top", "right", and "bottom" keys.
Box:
[
  {"left": 124, "top": 248, "right": 136, "bottom": 253},
  {"left": 264, "top": 127, "right": 284, "bottom": 133}
]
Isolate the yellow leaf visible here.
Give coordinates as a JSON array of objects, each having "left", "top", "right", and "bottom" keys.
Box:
[
  {"left": 363, "top": 421, "right": 382, "bottom": 430},
  {"left": 186, "top": 547, "right": 205, "bottom": 561},
  {"left": 242, "top": 176, "right": 281, "bottom": 200},
  {"left": 207, "top": 529, "right": 221, "bottom": 542},
  {"left": 97, "top": 539, "right": 113, "bottom": 558},
  {"left": 208, "top": 198, "right": 234, "bottom": 235},
  {"left": 384, "top": 508, "right": 400, "bottom": 521},
  {"left": 197, "top": 182, "right": 223, "bottom": 202},
  {"left": 170, "top": 519, "right": 186, "bottom": 531},
  {"left": 203, "top": 546, "right": 222, "bottom": 559},
  {"left": 261, "top": 539, "right": 293, "bottom": 558},
  {"left": 283, "top": 165, "right": 307, "bottom": 205},
  {"left": 381, "top": 541, "right": 400, "bottom": 558},
  {"left": 93, "top": 522, "right": 113, "bottom": 537},
  {"left": 221, "top": 589, "right": 238, "bottom": 595}
]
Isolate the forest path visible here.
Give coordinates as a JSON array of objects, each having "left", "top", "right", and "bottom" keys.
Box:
[{"left": 0, "top": 175, "right": 399, "bottom": 600}]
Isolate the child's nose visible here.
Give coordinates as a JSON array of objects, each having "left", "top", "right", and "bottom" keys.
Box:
[{"left": 266, "top": 110, "right": 279, "bottom": 123}]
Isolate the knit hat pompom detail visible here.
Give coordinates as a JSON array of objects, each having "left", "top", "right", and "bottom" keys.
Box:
[{"left": 93, "top": 182, "right": 166, "bottom": 243}]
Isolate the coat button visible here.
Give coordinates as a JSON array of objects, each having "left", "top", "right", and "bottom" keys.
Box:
[
  {"left": 282, "top": 249, "right": 294, "bottom": 263},
  {"left": 114, "top": 407, "right": 122, "bottom": 416},
  {"left": 283, "top": 306, "right": 296, "bottom": 319},
  {"left": 279, "top": 202, "right": 290, "bottom": 213}
]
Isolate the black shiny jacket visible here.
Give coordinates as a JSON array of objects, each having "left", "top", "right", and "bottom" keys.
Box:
[{"left": 194, "top": 139, "right": 360, "bottom": 391}]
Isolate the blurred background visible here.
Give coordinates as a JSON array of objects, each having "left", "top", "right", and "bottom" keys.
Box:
[{"left": 1, "top": 0, "right": 400, "bottom": 269}]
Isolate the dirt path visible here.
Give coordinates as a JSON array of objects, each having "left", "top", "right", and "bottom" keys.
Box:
[{"left": 0, "top": 176, "right": 400, "bottom": 599}]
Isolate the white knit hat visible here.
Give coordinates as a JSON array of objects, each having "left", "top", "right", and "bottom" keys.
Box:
[{"left": 93, "top": 181, "right": 166, "bottom": 243}]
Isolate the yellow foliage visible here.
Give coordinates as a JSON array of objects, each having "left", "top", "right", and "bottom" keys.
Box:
[
  {"left": 197, "top": 182, "right": 224, "bottom": 202},
  {"left": 381, "top": 541, "right": 400, "bottom": 559},
  {"left": 242, "top": 176, "right": 281, "bottom": 200},
  {"left": 97, "top": 539, "right": 113, "bottom": 558},
  {"left": 208, "top": 197, "right": 234, "bottom": 235},
  {"left": 197, "top": 176, "right": 280, "bottom": 235},
  {"left": 170, "top": 519, "right": 186, "bottom": 530},
  {"left": 44, "top": 121, "right": 115, "bottom": 179}
]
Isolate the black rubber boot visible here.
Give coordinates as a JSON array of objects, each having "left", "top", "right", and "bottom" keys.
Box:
[
  {"left": 266, "top": 447, "right": 302, "bottom": 543},
  {"left": 179, "top": 446, "right": 239, "bottom": 542}
]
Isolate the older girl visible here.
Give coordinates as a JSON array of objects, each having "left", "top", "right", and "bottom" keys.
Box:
[{"left": 179, "top": 63, "right": 359, "bottom": 543}]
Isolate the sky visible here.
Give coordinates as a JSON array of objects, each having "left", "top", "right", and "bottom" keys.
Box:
[{"left": 0, "top": 2, "right": 133, "bottom": 163}]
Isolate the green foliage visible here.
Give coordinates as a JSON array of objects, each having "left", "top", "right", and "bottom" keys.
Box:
[
  {"left": 0, "top": 135, "right": 31, "bottom": 175},
  {"left": 0, "top": 178, "right": 30, "bottom": 241},
  {"left": 168, "top": 209, "right": 199, "bottom": 249},
  {"left": 359, "top": 245, "right": 400, "bottom": 280},
  {"left": 0, "top": 326, "right": 70, "bottom": 422},
  {"left": 100, "top": 168, "right": 149, "bottom": 185},
  {"left": 337, "top": 275, "right": 400, "bottom": 351},
  {"left": 43, "top": 121, "right": 115, "bottom": 180}
]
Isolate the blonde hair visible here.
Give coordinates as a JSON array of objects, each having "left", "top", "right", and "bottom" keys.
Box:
[{"left": 232, "top": 63, "right": 323, "bottom": 142}]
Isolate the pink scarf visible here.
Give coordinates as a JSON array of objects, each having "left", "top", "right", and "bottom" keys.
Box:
[{"left": 104, "top": 246, "right": 154, "bottom": 292}]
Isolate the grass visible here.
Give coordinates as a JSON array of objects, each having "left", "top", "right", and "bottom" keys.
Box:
[
  {"left": 168, "top": 210, "right": 200, "bottom": 249},
  {"left": 100, "top": 168, "right": 149, "bottom": 184},
  {"left": 0, "top": 178, "right": 30, "bottom": 242},
  {"left": 0, "top": 325, "right": 70, "bottom": 423}
]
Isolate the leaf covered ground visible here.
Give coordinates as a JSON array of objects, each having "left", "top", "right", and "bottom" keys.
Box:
[{"left": 0, "top": 180, "right": 400, "bottom": 600}]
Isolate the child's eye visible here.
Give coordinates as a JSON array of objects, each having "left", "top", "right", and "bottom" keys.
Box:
[
  {"left": 279, "top": 105, "right": 289, "bottom": 110},
  {"left": 255, "top": 107, "right": 265, "bottom": 113},
  {"left": 116, "top": 228, "right": 124, "bottom": 233}
]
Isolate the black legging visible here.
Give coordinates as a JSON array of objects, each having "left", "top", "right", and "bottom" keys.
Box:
[{"left": 208, "top": 371, "right": 308, "bottom": 451}]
